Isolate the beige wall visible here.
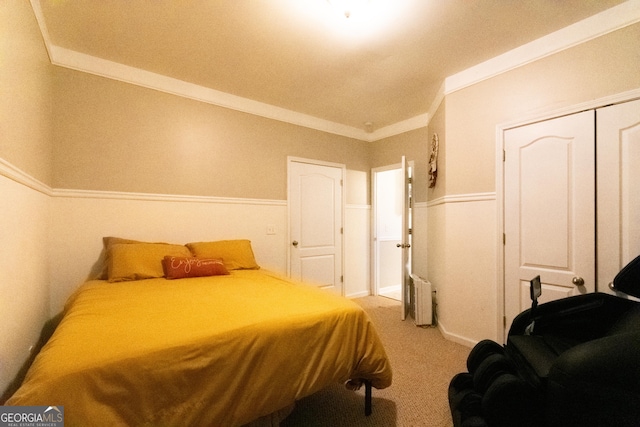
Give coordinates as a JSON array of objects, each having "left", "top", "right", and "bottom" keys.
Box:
[
  {"left": 445, "top": 23, "right": 640, "bottom": 196},
  {"left": 431, "top": 22, "right": 640, "bottom": 345},
  {"left": 427, "top": 98, "right": 446, "bottom": 202},
  {"left": 51, "top": 68, "right": 371, "bottom": 203},
  {"left": 425, "top": 99, "right": 446, "bottom": 329},
  {"left": 369, "top": 127, "right": 429, "bottom": 203},
  {"left": 0, "top": 1, "right": 52, "bottom": 396},
  {"left": 3, "top": 0, "right": 639, "bottom": 397},
  {"left": 0, "top": 0, "right": 53, "bottom": 184},
  {"left": 369, "top": 127, "right": 431, "bottom": 283},
  {"left": 48, "top": 195, "right": 289, "bottom": 313}
]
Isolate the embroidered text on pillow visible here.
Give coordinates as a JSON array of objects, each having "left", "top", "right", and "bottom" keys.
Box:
[
  {"left": 162, "top": 256, "right": 230, "bottom": 279},
  {"left": 169, "top": 257, "right": 224, "bottom": 273}
]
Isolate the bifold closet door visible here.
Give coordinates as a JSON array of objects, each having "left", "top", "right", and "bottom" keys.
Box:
[
  {"left": 597, "top": 99, "right": 640, "bottom": 293},
  {"left": 503, "top": 111, "right": 596, "bottom": 331}
]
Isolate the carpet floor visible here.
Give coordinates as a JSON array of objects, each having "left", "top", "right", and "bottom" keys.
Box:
[{"left": 281, "top": 295, "right": 471, "bottom": 426}]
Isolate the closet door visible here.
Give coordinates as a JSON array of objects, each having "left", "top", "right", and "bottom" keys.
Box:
[
  {"left": 503, "top": 111, "right": 596, "bottom": 332},
  {"left": 597, "top": 99, "right": 640, "bottom": 293}
]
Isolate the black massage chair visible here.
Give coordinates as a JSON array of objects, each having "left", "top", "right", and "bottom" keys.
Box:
[{"left": 448, "top": 255, "right": 640, "bottom": 427}]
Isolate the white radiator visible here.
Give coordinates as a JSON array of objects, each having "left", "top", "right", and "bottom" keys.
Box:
[{"left": 411, "top": 274, "right": 433, "bottom": 326}]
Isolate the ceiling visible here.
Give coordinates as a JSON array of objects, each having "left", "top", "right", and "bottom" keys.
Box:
[{"left": 34, "top": 0, "right": 631, "bottom": 140}]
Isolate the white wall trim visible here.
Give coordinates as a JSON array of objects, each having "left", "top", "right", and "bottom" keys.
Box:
[
  {"left": 346, "top": 290, "right": 370, "bottom": 299},
  {"left": 500, "top": 87, "right": 640, "bottom": 132},
  {"left": 427, "top": 82, "right": 446, "bottom": 125},
  {"left": 287, "top": 156, "right": 346, "bottom": 170},
  {"left": 0, "top": 158, "right": 52, "bottom": 196},
  {"left": 31, "top": 1, "right": 639, "bottom": 143},
  {"left": 426, "top": 192, "right": 496, "bottom": 208},
  {"left": 51, "top": 188, "right": 286, "bottom": 206},
  {"left": 29, "top": 2, "right": 370, "bottom": 142},
  {"left": 445, "top": 0, "right": 640, "bottom": 96},
  {"left": 0, "top": 157, "right": 285, "bottom": 207},
  {"left": 29, "top": 0, "right": 53, "bottom": 62},
  {"left": 50, "top": 45, "right": 371, "bottom": 142},
  {"left": 346, "top": 204, "right": 370, "bottom": 210},
  {"left": 370, "top": 114, "right": 430, "bottom": 141},
  {"left": 437, "top": 321, "right": 478, "bottom": 349},
  {"left": 414, "top": 201, "right": 428, "bottom": 209}
]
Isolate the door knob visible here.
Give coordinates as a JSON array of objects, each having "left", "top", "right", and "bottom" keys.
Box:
[
  {"left": 572, "top": 276, "right": 585, "bottom": 286},
  {"left": 396, "top": 243, "right": 402, "bottom": 248},
  {"left": 292, "top": 240, "right": 298, "bottom": 247}
]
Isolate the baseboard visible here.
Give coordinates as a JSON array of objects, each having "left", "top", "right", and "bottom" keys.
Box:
[
  {"left": 347, "top": 290, "right": 370, "bottom": 299},
  {"left": 378, "top": 285, "right": 400, "bottom": 294},
  {"left": 437, "top": 321, "right": 478, "bottom": 348}
]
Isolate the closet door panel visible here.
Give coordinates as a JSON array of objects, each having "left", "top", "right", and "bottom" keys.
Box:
[
  {"left": 504, "top": 111, "right": 595, "bottom": 332},
  {"left": 597, "top": 99, "right": 640, "bottom": 293}
]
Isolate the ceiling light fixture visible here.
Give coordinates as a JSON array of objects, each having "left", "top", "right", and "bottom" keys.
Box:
[{"left": 327, "top": 0, "right": 370, "bottom": 18}]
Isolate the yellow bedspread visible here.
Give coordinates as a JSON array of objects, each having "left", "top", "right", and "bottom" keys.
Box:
[{"left": 7, "top": 270, "right": 392, "bottom": 426}]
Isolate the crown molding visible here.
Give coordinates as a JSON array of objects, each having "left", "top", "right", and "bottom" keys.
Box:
[
  {"left": 30, "top": 4, "right": 370, "bottom": 141},
  {"left": 46, "top": 42, "right": 428, "bottom": 143},
  {"left": 50, "top": 45, "right": 372, "bottom": 141},
  {"left": 445, "top": 0, "right": 640, "bottom": 95},
  {"left": 368, "top": 113, "right": 430, "bottom": 141},
  {"left": 31, "top": 0, "right": 640, "bottom": 141}
]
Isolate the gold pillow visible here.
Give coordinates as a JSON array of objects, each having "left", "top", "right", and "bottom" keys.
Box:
[
  {"left": 108, "top": 242, "right": 191, "bottom": 282},
  {"left": 94, "top": 237, "right": 148, "bottom": 280},
  {"left": 186, "top": 239, "right": 260, "bottom": 270}
]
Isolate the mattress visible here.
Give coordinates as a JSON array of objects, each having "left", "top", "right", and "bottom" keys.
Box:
[{"left": 7, "top": 270, "right": 392, "bottom": 426}]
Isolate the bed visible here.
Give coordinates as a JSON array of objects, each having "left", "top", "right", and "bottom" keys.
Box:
[{"left": 6, "top": 238, "right": 392, "bottom": 426}]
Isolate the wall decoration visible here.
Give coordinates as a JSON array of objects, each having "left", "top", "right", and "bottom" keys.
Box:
[{"left": 428, "top": 133, "right": 439, "bottom": 188}]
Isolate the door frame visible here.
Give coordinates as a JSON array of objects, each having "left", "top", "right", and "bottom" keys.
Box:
[
  {"left": 495, "top": 88, "right": 640, "bottom": 342},
  {"left": 287, "top": 156, "right": 346, "bottom": 295},
  {"left": 371, "top": 159, "right": 414, "bottom": 299}
]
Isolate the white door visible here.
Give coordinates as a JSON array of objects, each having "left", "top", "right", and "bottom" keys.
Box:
[
  {"left": 400, "top": 156, "right": 412, "bottom": 320},
  {"left": 504, "top": 111, "right": 596, "bottom": 334},
  {"left": 289, "top": 159, "right": 344, "bottom": 295},
  {"left": 597, "top": 99, "right": 640, "bottom": 294}
]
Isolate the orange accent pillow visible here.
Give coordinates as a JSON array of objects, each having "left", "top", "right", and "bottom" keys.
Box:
[{"left": 162, "top": 257, "right": 230, "bottom": 280}]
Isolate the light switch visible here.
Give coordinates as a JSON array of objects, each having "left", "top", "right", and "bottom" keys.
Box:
[{"left": 267, "top": 225, "right": 276, "bottom": 235}]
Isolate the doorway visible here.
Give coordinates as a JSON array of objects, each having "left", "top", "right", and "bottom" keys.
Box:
[
  {"left": 372, "top": 160, "right": 413, "bottom": 306},
  {"left": 373, "top": 165, "right": 403, "bottom": 300}
]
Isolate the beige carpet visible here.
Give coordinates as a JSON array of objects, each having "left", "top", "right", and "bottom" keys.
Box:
[{"left": 281, "top": 296, "right": 471, "bottom": 426}]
